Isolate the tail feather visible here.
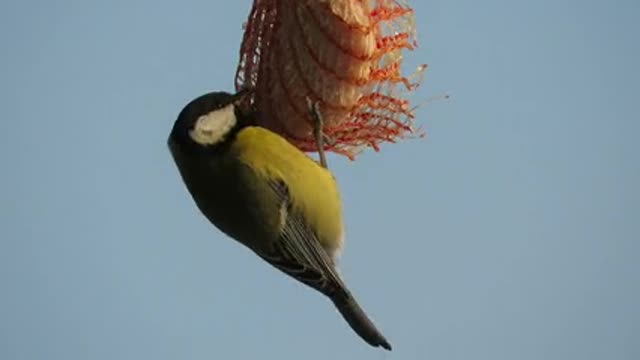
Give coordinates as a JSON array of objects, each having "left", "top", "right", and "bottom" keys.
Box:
[{"left": 332, "top": 292, "right": 392, "bottom": 351}]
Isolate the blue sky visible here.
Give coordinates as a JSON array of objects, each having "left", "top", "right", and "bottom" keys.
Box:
[{"left": 1, "top": 0, "right": 638, "bottom": 359}]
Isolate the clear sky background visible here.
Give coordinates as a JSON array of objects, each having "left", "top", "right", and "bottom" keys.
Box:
[{"left": 1, "top": 1, "right": 638, "bottom": 359}]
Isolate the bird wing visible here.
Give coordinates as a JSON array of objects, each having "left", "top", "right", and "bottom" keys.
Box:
[{"left": 258, "top": 179, "right": 347, "bottom": 296}]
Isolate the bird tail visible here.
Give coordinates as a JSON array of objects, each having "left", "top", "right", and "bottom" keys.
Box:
[{"left": 331, "top": 292, "right": 392, "bottom": 351}]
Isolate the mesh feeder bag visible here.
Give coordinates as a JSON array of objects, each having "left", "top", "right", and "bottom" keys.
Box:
[{"left": 235, "top": 0, "right": 426, "bottom": 159}]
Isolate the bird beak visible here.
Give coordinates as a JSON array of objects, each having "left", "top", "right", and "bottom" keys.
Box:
[
  {"left": 232, "top": 88, "right": 252, "bottom": 105},
  {"left": 231, "top": 88, "right": 257, "bottom": 123}
]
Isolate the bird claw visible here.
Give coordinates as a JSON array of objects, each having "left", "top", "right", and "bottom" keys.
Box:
[{"left": 306, "top": 97, "right": 331, "bottom": 169}]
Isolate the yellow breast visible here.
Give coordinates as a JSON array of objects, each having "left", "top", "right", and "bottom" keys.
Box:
[{"left": 230, "top": 126, "right": 344, "bottom": 255}]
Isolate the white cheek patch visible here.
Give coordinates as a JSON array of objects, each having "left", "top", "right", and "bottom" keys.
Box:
[{"left": 189, "top": 104, "right": 237, "bottom": 145}]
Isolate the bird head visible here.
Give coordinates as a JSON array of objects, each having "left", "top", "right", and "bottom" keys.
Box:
[{"left": 169, "top": 89, "right": 252, "bottom": 151}]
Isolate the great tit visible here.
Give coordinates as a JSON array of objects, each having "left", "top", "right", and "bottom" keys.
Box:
[{"left": 167, "top": 90, "right": 391, "bottom": 350}]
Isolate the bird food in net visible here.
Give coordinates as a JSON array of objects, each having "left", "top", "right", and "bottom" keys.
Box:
[{"left": 235, "top": 0, "right": 426, "bottom": 159}]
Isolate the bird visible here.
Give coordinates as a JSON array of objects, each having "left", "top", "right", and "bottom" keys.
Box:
[{"left": 167, "top": 89, "right": 392, "bottom": 350}]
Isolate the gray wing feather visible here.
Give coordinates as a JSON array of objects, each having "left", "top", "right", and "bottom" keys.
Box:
[{"left": 259, "top": 180, "right": 346, "bottom": 296}]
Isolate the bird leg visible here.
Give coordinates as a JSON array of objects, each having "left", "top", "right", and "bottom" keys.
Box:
[{"left": 307, "top": 98, "right": 331, "bottom": 169}]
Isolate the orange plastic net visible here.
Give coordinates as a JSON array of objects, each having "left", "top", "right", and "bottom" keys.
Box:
[{"left": 235, "top": 0, "right": 425, "bottom": 159}]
